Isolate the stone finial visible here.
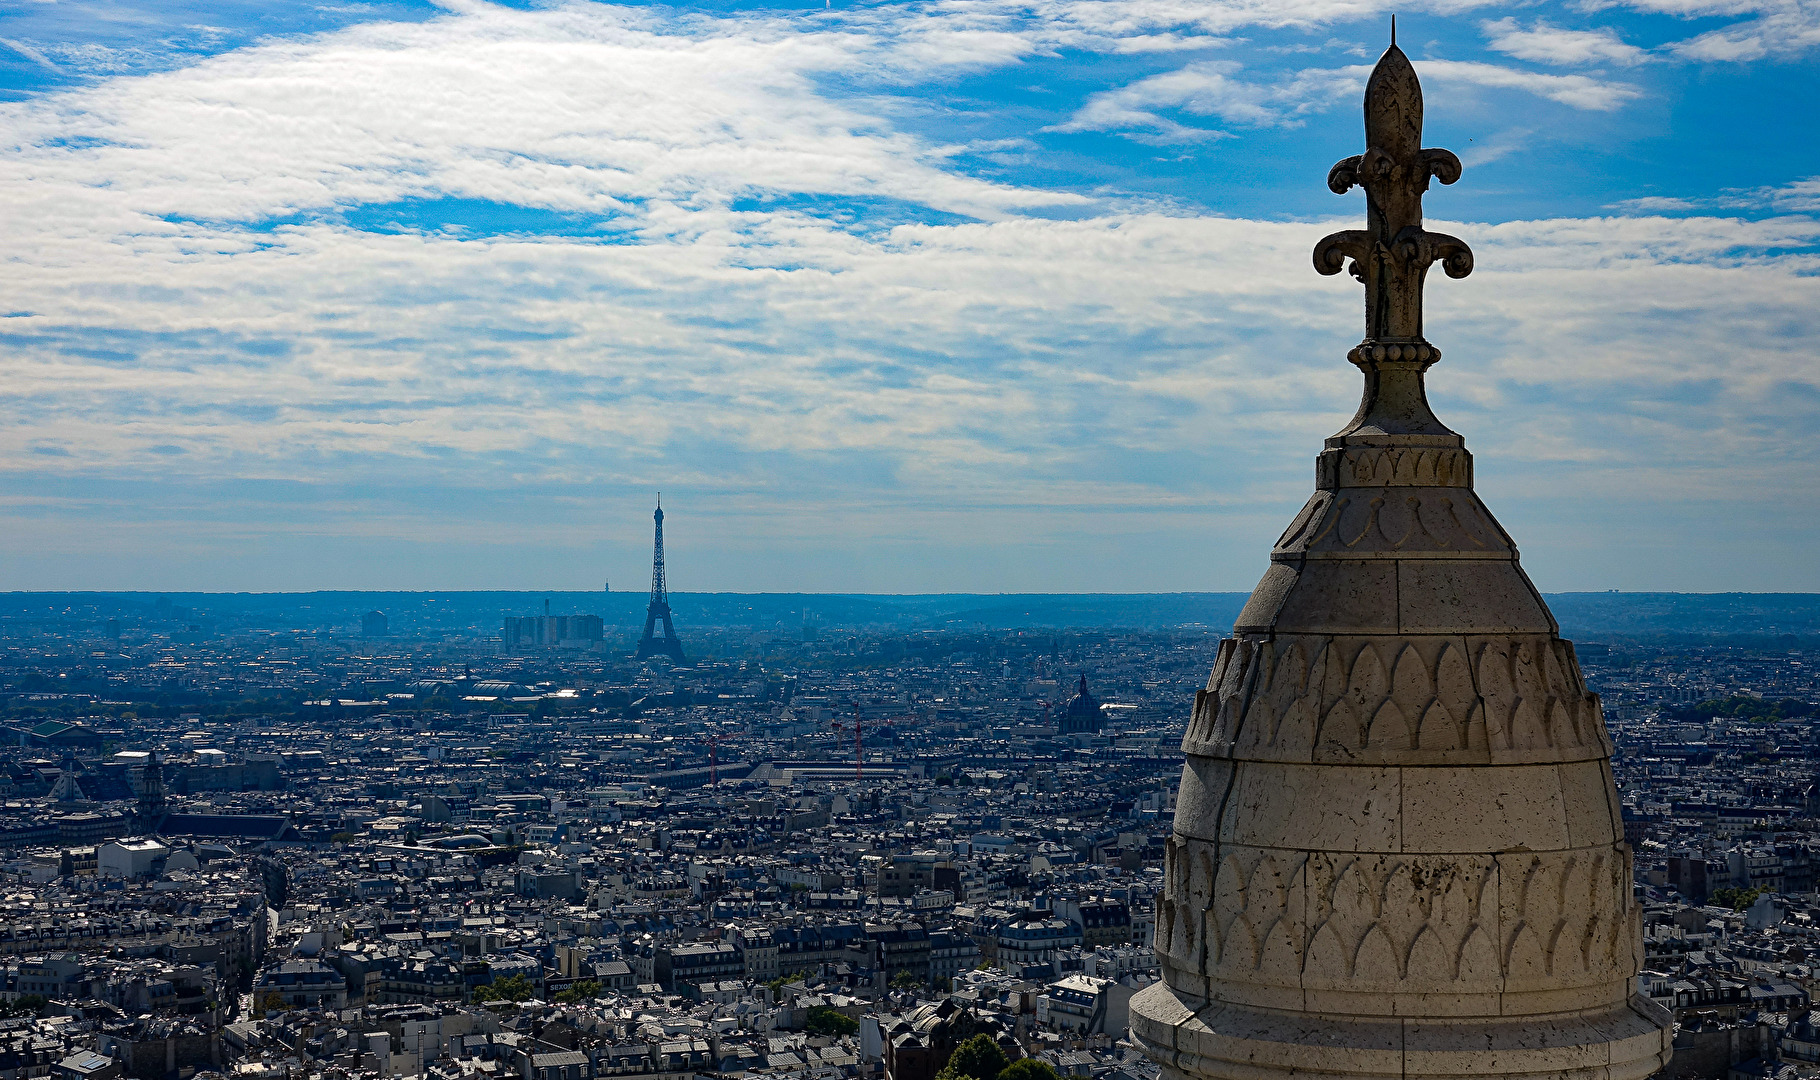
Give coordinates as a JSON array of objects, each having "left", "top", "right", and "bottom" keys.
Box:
[{"left": 1313, "top": 42, "right": 1472, "bottom": 345}]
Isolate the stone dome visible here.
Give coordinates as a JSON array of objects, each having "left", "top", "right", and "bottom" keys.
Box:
[
  {"left": 1060, "top": 674, "right": 1106, "bottom": 734},
  {"left": 1127, "top": 37, "right": 1673, "bottom": 1080}
]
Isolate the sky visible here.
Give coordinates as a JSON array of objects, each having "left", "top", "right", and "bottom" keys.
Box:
[{"left": 0, "top": 0, "right": 1816, "bottom": 595}]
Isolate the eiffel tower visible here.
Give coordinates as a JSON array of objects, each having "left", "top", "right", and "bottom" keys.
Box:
[{"left": 635, "top": 494, "right": 689, "bottom": 665}]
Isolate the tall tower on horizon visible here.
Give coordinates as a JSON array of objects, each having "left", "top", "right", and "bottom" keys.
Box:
[
  {"left": 636, "top": 494, "right": 689, "bottom": 666},
  {"left": 1128, "top": 37, "right": 1671, "bottom": 1080}
]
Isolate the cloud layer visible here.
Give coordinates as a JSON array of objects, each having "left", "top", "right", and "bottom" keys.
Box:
[{"left": 0, "top": 0, "right": 1816, "bottom": 592}]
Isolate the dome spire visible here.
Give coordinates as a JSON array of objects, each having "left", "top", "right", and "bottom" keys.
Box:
[
  {"left": 1313, "top": 41, "right": 1471, "bottom": 344},
  {"left": 1311, "top": 39, "right": 1476, "bottom": 450}
]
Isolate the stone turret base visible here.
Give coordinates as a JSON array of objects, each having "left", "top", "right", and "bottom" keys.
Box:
[{"left": 1129, "top": 982, "right": 1673, "bottom": 1080}]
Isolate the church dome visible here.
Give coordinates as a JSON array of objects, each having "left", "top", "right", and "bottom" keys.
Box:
[{"left": 1059, "top": 675, "right": 1105, "bottom": 734}]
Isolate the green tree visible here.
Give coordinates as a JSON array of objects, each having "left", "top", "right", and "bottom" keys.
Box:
[
  {"left": 1711, "top": 886, "right": 1765, "bottom": 911},
  {"left": 999, "top": 1060, "right": 1058, "bottom": 1080},
  {"left": 890, "top": 970, "right": 923, "bottom": 990},
  {"left": 940, "top": 1035, "right": 1009, "bottom": 1080},
  {"left": 554, "top": 981, "right": 600, "bottom": 1004},
  {"left": 804, "top": 1007, "right": 859, "bottom": 1036},
  {"left": 0, "top": 995, "right": 47, "bottom": 1019},
  {"left": 472, "top": 973, "right": 536, "bottom": 1003}
]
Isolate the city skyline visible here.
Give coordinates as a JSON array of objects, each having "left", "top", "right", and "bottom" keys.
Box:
[{"left": 1, "top": 0, "right": 1817, "bottom": 593}]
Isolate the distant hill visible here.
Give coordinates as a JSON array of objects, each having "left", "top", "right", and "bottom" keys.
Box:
[
  {"left": 1545, "top": 592, "right": 1820, "bottom": 641},
  {"left": 0, "top": 590, "right": 1816, "bottom": 639}
]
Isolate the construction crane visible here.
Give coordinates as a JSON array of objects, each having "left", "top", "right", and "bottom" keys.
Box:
[
  {"left": 704, "top": 730, "right": 742, "bottom": 786},
  {"left": 830, "top": 704, "right": 862, "bottom": 782}
]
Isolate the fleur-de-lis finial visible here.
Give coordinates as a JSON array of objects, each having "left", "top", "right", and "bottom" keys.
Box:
[{"left": 1313, "top": 39, "right": 1472, "bottom": 345}]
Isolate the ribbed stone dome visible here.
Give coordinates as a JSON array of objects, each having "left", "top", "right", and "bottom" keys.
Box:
[{"left": 1127, "top": 38, "right": 1673, "bottom": 1080}]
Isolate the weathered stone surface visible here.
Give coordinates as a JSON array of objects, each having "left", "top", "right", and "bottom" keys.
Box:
[{"left": 1128, "top": 35, "right": 1672, "bottom": 1080}]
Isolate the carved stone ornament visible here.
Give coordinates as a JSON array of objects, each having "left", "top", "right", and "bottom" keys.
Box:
[{"left": 1127, "top": 31, "right": 1673, "bottom": 1080}]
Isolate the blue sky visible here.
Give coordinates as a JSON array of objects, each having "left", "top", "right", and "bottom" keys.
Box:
[{"left": 0, "top": 0, "right": 1816, "bottom": 593}]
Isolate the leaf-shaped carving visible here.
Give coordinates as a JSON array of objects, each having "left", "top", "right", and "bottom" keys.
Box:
[
  {"left": 1311, "top": 856, "right": 1368, "bottom": 949},
  {"left": 1340, "top": 498, "right": 1383, "bottom": 548},
  {"left": 1376, "top": 645, "right": 1430, "bottom": 750},
  {"left": 1318, "top": 699, "right": 1358, "bottom": 752},
  {"left": 1374, "top": 495, "right": 1418, "bottom": 547},
  {"left": 1545, "top": 642, "right": 1588, "bottom": 745},
  {"left": 1416, "top": 701, "right": 1458, "bottom": 751},
  {"left": 1476, "top": 640, "right": 1516, "bottom": 749},
  {"left": 1429, "top": 231, "right": 1473, "bottom": 278},
  {"left": 1324, "top": 642, "right": 1388, "bottom": 748},
  {"left": 1273, "top": 690, "right": 1318, "bottom": 753},
  {"left": 1197, "top": 639, "right": 1235, "bottom": 743},
  {"left": 1211, "top": 852, "right": 1247, "bottom": 964},
  {"left": 1404, "top": 924, "right": 1447, "bottom": 981},
  {"left": 1185, "top": 848, "right": 1216, "bottom": 964},
  {"left": 1206, "top": 637, "right": 1234, "bottom": 693},
  {"left": 1455, "top": 924, "right": 1499, "bottom": 982},
  {"left": 1432, "top": 641, "right": 1474, "bottom": 717},
  {"left": 1242, "top": 639, "right": 1306, "bottom": 750},
  {"left": 1378, "top": 863, "right": 1427, "bottom": 962},
  {"left": 1509, "top": 640, "right": 1550, "bottom": 748},
  {"left": 1352, "top": 924, "right": 1398, "bottom": 980},
  {"left": 1314, "top": 228, "right": 1370, "bottom": 277},
  {"left": 1249, "top": 854, "right": 1290, "bottom": 925},
  {"left": 1305, "top": 854, "right": 1345, "bottom": 926},
  {"left": 1581, "top": 853, "right": 1618, "bottom": 975},
  {"left": 1224, "top": 912, "right": 1262, "bottom": 971},
  {"left": 1577, "top": 911, "right": 1605, "bottom": 978},
  {"left": 1505, "top": 922, "right": 1547, "bottom": 980},
  {"left": 1392, "top": 643, "right": 1433, "bottom": 706},
  {"left": 1548, "top": 699, "right": 1576, "bottom": 750},
  {"left": 1421, "top": 147, "right": 1463, "bottom": 186},
  {"left": 1366, "top": 699, "right": 1411, "bottom": 750},
  {"left": 1304, "top": 921, "right": 1350, "bottom": 981},
  {"left": 1328, "top": 155, "right": 1364, "bottom": 194},
  {"left": 1350, "top": 641, "right": 1390, "bottom": 701},
  {"left": 1274, "top": 494, "right": 1329, "bottom": 550},
  {"left": 1442, "top": 496, "right": 1491, "bottom": 548},
  {"left": 1258, "top": 910, "right": 1302, "bottom": 974}
]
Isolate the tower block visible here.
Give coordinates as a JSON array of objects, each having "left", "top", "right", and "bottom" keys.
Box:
[
  {"left": 1127, "top": 39, "right": 1673, "bottom": 1080},
  {"left": 636, "top": 495, "right": 689, "bottom": 666}
]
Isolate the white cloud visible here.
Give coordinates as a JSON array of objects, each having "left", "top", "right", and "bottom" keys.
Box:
[
  {"left": 1664, "top": 9, "right": 1820, "bottom": 61},
  {"left": 1727, "top": 176, "right": 1820, "bottom": 212},
  {"left": 1607, "top": 195, "right": 1699, "bottom": 211},
  {"left": 1578, "top": 0, "right": 1820, "bottom": 62},
  {"left": 0, "top": 5, "right": 1097, "bottom": 237},
  {"left": 1053, "top": 60, "right": 1364, "bottom": 140},
  {"left": 1417, "top": 58, "right": 1641, "bottom": 109},
  {"left": 0, "top": 0, "right": 1815, "bottom": 589},
  {"left": 1481, "top": 17, "right": 1649, "bottom": 66},
  {"left": 1056, "top": 52, "right": 1638, "bottom": 140},
  {"left": 0, "top": 37, "right": 61, "bottom": 71}
]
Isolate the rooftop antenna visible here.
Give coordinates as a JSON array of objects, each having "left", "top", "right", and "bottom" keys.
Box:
[{"left": 1390, "top": 14, "right": 1397, "bottom": 46}]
